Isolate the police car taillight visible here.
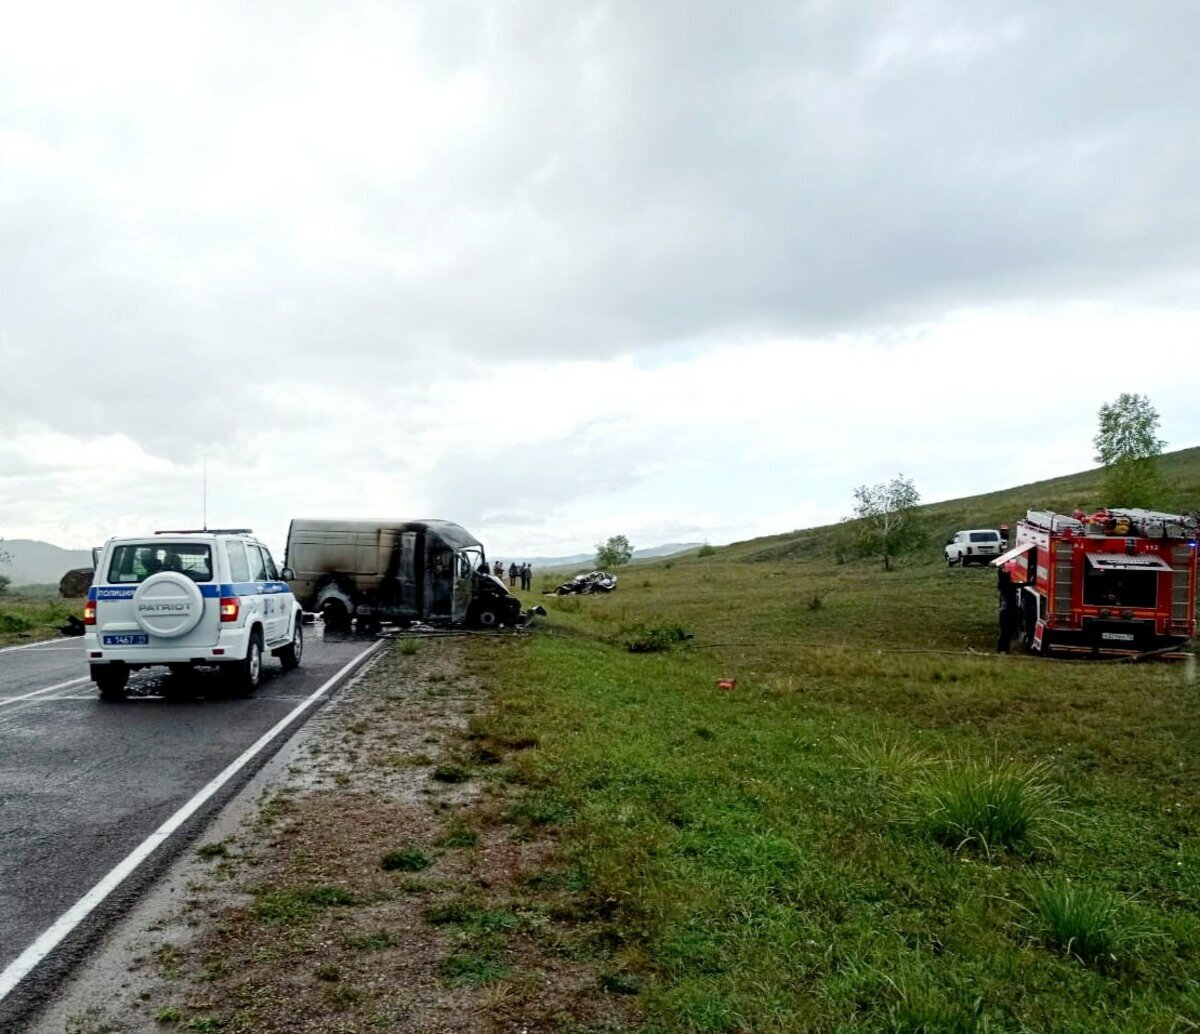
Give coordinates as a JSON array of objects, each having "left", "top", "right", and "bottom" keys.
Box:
[
  {"left": 83, "top": 601, "right": 97, "bottom": 625},
  {"left": 220, "top": 597, "right": 240, "bottom": 622}
]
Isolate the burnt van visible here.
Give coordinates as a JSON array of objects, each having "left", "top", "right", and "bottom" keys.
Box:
[{"left": 283, "top": 518, "right": 523, "bottom": 631}]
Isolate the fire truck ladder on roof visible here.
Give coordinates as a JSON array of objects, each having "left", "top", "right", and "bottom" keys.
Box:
[{"left": 1024, "top": 510, "right": 1083, "bottom": 534}]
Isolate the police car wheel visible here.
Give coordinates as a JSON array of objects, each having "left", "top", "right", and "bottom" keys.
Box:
[
  {"left": 279, "top": 621, "right": 303, "bottom": 670},
  {"left": 227, "top": 631, "right": 263, "bottom": 696},
  {"left": 94, "top": 665, "right": 129, "bottom": 701}
]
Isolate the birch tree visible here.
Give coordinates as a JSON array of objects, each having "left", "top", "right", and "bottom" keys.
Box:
[{"left": 851, "top": 475, "right": 925, "bottom": 570}]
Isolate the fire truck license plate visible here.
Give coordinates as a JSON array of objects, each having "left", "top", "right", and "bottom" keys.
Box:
[{"left": 1101, "top": 632, "right": 1135, "bottom": 642}]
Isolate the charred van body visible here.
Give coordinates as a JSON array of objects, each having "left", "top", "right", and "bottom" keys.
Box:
[{"left": 284, "top": 518, "right": 524, "bottom": 631}]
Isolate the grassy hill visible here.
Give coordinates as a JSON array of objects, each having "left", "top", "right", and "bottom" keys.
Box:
[
  {"left": 728, "top": 444, "right": 1200, "bottom": 564},
  {"left": 454, "top": 450, "right": 1200, "bottom": 1031}
]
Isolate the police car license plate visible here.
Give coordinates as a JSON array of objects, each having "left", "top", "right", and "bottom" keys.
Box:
[
  {"left": 103, "top": 633, "right": 148, "bottom": 647},
  {"left": 1101, "top": 632, "right": 1135, "bottom": 642}
]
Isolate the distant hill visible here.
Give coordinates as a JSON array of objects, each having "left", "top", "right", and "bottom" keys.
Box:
[
  {"left": 0, "top": 538, "right": 701, "bottom": 586},
  {"left": 495, "top": 542, "right": 704, "bottom": 571},
  {"left": 1, "top": 540, "right": 92, "bottom": 587}
]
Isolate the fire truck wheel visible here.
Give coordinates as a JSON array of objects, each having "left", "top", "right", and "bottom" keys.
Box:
[{"left": 1019, "top": 598, "right": 1039, "bottom": 653}]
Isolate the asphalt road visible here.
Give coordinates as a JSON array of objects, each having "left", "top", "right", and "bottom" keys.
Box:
[{"left": 0, "top": 629, "right": 380, "bottom": 1020}]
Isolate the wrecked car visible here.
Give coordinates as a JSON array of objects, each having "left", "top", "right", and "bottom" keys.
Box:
[
  {"left": 283, "top": 518, "right": 527, "bottom": 631},
  {"left": 554, "top": 571, "right": 618, "bottom": 595}
]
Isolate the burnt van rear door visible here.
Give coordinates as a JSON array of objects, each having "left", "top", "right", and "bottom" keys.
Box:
[
  {"left": 426, "top": 543, "right": 453, "bottom": 618},
  {"left": 396, "top": 531, "right": 419, "bottom": 613},
  {"left": 451, "top": 551, "right": 474, "bottom": 623}
]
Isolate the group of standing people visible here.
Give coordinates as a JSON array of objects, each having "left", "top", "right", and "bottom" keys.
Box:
[{"left": 489, "top": 559, "right": 533, "bottom": 590}]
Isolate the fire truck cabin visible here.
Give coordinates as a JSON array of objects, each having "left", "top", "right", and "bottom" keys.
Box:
[{"left": 994, "top": 509, "right": 1197, "bottom": 656}]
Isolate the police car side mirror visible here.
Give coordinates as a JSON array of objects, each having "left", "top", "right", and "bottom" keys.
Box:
[{"left": 281, "top": 567, "right": 295, "bottom": 581}]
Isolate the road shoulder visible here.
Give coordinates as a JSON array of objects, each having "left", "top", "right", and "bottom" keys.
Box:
[{"left": 27, "top": 636, "right": 637, "bottom": 1033}]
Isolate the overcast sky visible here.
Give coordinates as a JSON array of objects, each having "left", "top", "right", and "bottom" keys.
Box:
[{"left": 2, "top": 1, "right": 1198, "bottom": 560}]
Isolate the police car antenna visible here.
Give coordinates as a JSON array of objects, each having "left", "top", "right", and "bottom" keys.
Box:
[{"left": 202, "top": 455, "right": 207, "bottom": 532}]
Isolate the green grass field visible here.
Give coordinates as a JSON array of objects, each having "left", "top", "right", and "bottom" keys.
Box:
[
  {"left": 0, "top": 591, "right": 79, "bottom": 647},
  {"left": 469, "top": 450, "right": 1200, "bottom": 1031}
]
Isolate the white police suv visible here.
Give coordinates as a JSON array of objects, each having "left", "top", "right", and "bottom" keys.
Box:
[{"left": 83, "top": 529, "right": 303, "bottom": 700}]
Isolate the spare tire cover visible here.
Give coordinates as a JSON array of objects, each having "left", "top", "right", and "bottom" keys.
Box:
[{"left": 132, "top": 573, "right": 204, "bottom": 638}]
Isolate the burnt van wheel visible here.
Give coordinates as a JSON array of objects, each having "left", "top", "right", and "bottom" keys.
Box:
[
  {"left": 321, "top": 599, "right": 350, "bottom": 633},
  {"left": 475, "top": 608, "right": 500, "bottom": 629}
]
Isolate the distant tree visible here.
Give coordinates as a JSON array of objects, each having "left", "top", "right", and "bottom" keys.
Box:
[
  {"left": 0, "top": 574, "right": 9, "bottom": 597},
  {"left": 595, "top": 534, "right": 634, "bottom": 569},
  {"left": 831, "top": 520, "right": 856, "bottom": 565},
  {"left": 1093, "top": 393, "right": 1166, "bottom": 507},
  {"left": 850, "top": 475, "right": 926, "bottom": 571}
]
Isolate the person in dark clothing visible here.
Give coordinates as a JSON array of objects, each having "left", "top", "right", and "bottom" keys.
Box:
[
  {"left": 997, "top": 566, "right": 1018, "bottom": 653},
  {"left": 508, "top": 562, "right": 518, "bottom": 587},
  {"left": 521, "top": 563, "right": 531, "bottom": 590}
]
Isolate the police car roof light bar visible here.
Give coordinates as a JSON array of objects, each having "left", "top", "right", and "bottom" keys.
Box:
[{"left": 154, "top": 528, "right": 254, "bottom": 536}]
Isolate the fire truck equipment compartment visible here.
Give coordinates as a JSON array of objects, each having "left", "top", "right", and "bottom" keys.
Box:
[{"left": 1084, "top": 554, "right": 1173, "bottom": 572}]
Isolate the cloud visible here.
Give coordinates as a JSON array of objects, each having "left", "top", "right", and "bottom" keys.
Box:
[
  {"left": 3, "top": 302, "right": 1199, "bottom": 555},
  {"left": 1, "top": 3, "right": 1198, "bottom": 555}
]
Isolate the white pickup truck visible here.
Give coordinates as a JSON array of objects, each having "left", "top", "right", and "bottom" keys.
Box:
[{"left": 945, "top": 529, "right": 1003, "bottom": 567}]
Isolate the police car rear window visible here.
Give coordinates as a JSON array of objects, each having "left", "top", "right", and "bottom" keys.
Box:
[
  {"left": 969, "top": 532, "right": 999, "bottom": 542},
  {"left": 107, "top": 543, "right": 213, "bottom": 583}
]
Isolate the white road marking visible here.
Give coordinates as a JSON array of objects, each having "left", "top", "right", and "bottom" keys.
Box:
[
  {"left": 0, "top": 639, "right": 386, "bottom": 1003},
  {"left": 0, "top": 638, "right": 80, "bottom": 655},
  {"left": 0, "top": 677, "right": 90, "bottom": 707}
]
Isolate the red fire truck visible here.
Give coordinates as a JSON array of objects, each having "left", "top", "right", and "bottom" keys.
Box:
[{"left": 993, "top": 508, "right": 1197, "bottom": 657}]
